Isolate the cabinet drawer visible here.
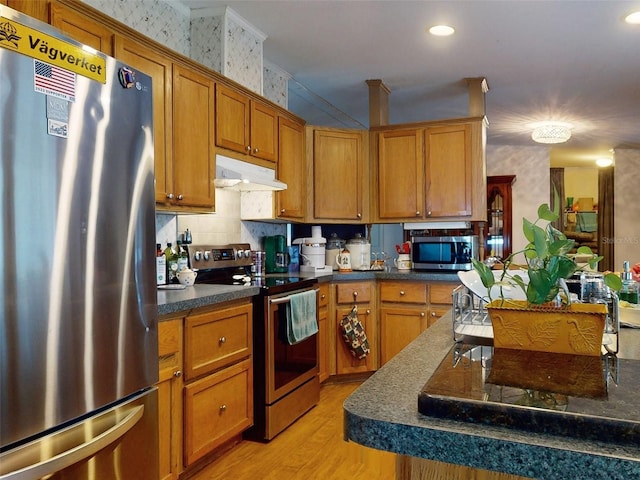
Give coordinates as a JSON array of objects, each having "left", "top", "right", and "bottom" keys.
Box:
[
  {"left": 380, "top": 281, "right": 427, "bottom": 304},
  {"left": 184, "top": 358, "right": 253, "bottom": 466},
  {"left": 318, "top": 283, "right": 329, "bottom": 308},
  {"left": 336, "top": 282, "right": 372, "bottom": 304},
  {"left": 429, "top": 283, "right": 459, "bottom": 305},
  {"left": 185, "top": 302, "right": 252, "bottom": 381}
]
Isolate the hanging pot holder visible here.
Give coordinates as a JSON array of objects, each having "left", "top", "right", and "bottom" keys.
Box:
[{"left": 339, "top": 305, "right": 370, "bottom": 359}]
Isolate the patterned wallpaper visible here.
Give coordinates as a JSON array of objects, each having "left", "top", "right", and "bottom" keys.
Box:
[
  {"left": 486, "top": 145, "right": 551, "bottom": 258},
  {"left": 264, "top": 61, "right": 290, "bottom": 108},
  {"left": 223, "top": 13, "right": 264, "bottom": 95},
  {"left": 82, "top": 0, "right": 191, "bottom": 56},
  {"left": 190, "top": 15, "right": 223, "bottom": 72},
  {"left": 613, "top": 149, "right": 640, "bottom": 267}
]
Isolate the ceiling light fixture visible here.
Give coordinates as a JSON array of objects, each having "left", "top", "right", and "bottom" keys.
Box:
[
  {"left": 596, "top": 158, "right": 613, "bottom": 167},
  {"left": 531, "top": 122, "right": 572, "bottom": 144},
  {"left": 429, "top": 25, "right": 455, "bottom": 36},
  {"left": 624, "top": 11, "right": 640, "bottom": 24}
]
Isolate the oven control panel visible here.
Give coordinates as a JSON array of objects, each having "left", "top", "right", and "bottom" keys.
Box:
[{"left": 186, "top": 243, "right": 253, "bottom": 270}]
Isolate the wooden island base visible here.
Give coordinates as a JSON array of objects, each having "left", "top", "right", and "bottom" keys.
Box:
[{"left": 397, "top": 455, "right": 528, "bottom": 480}]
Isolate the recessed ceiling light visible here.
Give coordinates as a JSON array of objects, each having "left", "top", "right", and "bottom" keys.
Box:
[
  {"left": 596, "top": 158, "right": 613, "bottom": 167},
  {"left": 624, "top": 11, "right": 640, "bottom": 24},
  {"left": 429, "top": 25, "right": 455, "bottom": 36}
]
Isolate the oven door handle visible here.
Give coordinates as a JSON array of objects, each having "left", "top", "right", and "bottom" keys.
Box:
[{"left": 269, "top": 288, "right": 320, "bottom": 305}]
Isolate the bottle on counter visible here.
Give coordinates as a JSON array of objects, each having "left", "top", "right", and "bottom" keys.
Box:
[
  {"left": 176, "top": 240, "right": 189, "bottom": 272},
  {"left": 620, "top": 260, "right": 639, "bottom": 304},
  {"left": 164, "top": 242, "right": 178, "bottom": 283},
  {"left": 156, "top": 243, "right": 166, "bottom": 285}
]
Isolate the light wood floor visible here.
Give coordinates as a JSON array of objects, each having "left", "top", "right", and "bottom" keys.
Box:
[{"left": 190, "top": 382, "right": 396, "bottom": 480}]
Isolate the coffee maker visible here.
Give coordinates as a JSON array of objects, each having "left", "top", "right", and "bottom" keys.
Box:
[{"left": 264, "top": 235, "right": 288, "bottom": 273}]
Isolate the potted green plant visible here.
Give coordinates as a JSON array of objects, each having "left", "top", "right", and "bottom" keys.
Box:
[
  {"left": 473, "top": 190, "right": 621, "bottom": 305},
  {"left": 472, "top": 191, "right": 621, "bottom": 356}
]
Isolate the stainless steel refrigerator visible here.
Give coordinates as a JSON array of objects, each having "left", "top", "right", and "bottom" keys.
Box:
[{"left": 0, "top": 6, "right": 158, "bottom": 479}]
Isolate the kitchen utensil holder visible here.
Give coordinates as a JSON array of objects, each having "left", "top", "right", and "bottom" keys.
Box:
[{"left": 451, "top": 285, "right": 620, "bottom": 354}]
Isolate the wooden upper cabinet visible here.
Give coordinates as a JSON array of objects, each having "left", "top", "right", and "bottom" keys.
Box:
[
  {"left": 425, "top": 123, "right": 472, "bottom": 218},
  {"left": 309, "top": 127, "right": 368, "bottom": 223},
  {"left": 276, "top": 117, "right": 306, "bottom": 220},
  {"left": 6, "top": 0, "right": 48, "bottom": 22},
  {"left": 172, "top": 65, "right": 215, "bottom": 209},
  {"left": 215, "top": 84, "right": 278, "bottom": 164},
  {"left": 377, "top": 129, "right": 424, "bottom": 219},
  {"left": 375, "top": 118, "right": 486, "bottom": 222},
  {"left": 114, "top": 36, "right": 173, "bottom": 204},
  {"left": 50, "top": 3, "right": 114, "bottom": 55}
]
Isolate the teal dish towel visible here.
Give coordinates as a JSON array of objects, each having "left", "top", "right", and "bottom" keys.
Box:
[
  {"left": 286, "top": 290, "right": 318, "bottom": 344},
  {"left": 577, "top": 211, "right": 597, "bottom": 232}
]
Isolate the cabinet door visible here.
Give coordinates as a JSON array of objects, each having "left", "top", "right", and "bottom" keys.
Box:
[
  {"left": 250, "top": 100, "right": 278, "bottom": 163},
  {"left": 276, "top": 117, "right": 306, "bottom": 220},
  {"left": 7, "top": 0, "right": 49, "bottom": 24},
  {"left": 114, "top": 37, "right": 173, "bottom": 204},
  {"left": 336, "top": 305, "right": 376, "bottom": 374},
  {"left": 425, "top": 124, "right": 472, "bottom": 218},
  {"left": 184, "top": 358, "right": 253, "bottom": 466},
  {"left": 173, "top": 65, "right": 215, "bottom": 208},
  {"left": 312, "top": 129, "right": 365, "bottom": 221},
  {"left": 377, "top": 129, "right": 424, "bottom": 220},
  {"left": 158, "top": 319, "right": 183, "bottom": 480},
  {"left": 50, "top": 3, "right": 113, "bottom": 54},
  {"left": 215, "top": 84, "right": 249, "bottom": 154},
  {"left": 317, "top": 284, "right": 330, "bottom": 383},
  {"left": 380, "top": 307, "right": 427, "bottom": 365}
]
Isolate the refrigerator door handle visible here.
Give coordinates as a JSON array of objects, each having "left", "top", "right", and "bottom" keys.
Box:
[{"left": 0, "top": 404, "right": 144, "bottom": 480}]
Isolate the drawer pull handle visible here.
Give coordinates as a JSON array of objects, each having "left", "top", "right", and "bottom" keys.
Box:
[
  {"left": 431, "top": 312, "right": 437, "bottom": 317},
  {"left": 219, "top": 404, "right": 227, "bottom": 412},
  {"left": 321, "top": 294, "right": 326, "bottom": 300},
  {"left": 420, "top": 312, "right": 425, "bottom": 317},
  {"left": 399, "top": 290, "right": 405, "bottom": 296},
  {"left": 353, "top": 291, "right": 358, "bottom": 298},
  {"left": 174, "top": 370, "right": 182, "bottom": 378},
  {"left": 219, "top": 336, "right": 226, "bottom": 345},
  {"left": 366, "top": 309, "right": 371, "bottom": 315}
]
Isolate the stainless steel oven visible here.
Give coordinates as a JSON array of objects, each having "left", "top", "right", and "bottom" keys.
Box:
[
  {"left": 186, "top": 244, "right": 320, "bottom": 441},
  {"left": 249, "top": 282, "right": 320, "bottom": 441}
]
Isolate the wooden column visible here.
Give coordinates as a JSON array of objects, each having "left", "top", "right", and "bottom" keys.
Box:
[
  {"left": 465, "top": 77, "right": 489, "bottom": 117},
  {"left": 366, "top": 79, "right": 391, "bottom": 127}
]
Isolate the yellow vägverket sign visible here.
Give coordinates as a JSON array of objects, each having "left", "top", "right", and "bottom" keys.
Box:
[{"left": 0, "top": 16, "right": 106, "bottom": 83}]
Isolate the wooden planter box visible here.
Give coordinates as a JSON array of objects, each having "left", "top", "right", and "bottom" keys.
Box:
[{"left": 486, "top": 300, "right": 608, "bottom": 356}]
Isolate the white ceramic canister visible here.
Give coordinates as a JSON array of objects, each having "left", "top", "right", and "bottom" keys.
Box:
[{"left": 346, "top": 233, "right": 371, "bottom": 271}]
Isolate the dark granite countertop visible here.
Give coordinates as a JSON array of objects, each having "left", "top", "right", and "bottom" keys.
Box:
[
  {"left": 344, "top": 313, "right": 640, "bottom": 480},
  {"left": 157, "top": 270, "right": 460, "bottom": 317}
]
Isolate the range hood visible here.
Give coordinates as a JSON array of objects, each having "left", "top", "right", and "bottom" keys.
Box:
[{"left": 214, "top": 155, "right": 287, "bottom": 191}]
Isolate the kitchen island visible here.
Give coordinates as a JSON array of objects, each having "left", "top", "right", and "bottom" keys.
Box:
[{"left": 343, "top": 312, "right": 640, "bottom": 480}]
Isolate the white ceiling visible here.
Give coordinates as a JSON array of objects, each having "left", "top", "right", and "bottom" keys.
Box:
[{"left": 181, "top": 0, "right": 640, "bottom": 167}]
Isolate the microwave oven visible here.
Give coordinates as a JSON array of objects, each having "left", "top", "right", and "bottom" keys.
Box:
[{"left": 410, "top": 235, "right": 478, "bottom": 271}]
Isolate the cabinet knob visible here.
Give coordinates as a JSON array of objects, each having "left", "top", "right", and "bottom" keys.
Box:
[
  {"left": 420, "top": 312, "right": 425, "bottom": 317},
  {"left": 280, "top": 208, "right": 285, "bottom": 214},
  {"left": 166, "top": 193, "right": 174, "bottom": 200},
  {"left": 353, "top": 291, "right": 358, "bottom": 298},
  {"left": 177, "top": 194, "right": 184, "bottom": 201},
  {"left": 427, "top": 211, "right": 432, "bottom": 216},
  {"left": 357, "top": 213, "right": 362, "bottom": 219},
  {"left": 366, "top": 309, "right": 371, "bottom": 315},
  {"left": 399, "top": 290, "right": 405, "bottom": 296},
  {"left": 174, "top": 370, "right": 182, "bottom": 378},
  {"left": 219, "top": 336, "right": 226, "bottom": 345},
  {"left": 431, "top": 312, "right": 437, "bottom": 317},
  {"left": 246, "top": 145, "right": 251, "bottom": 152},
  {"left": 321, "top": 294, "right": 326, "bottom": 300},
  {"left": 253, "top": 147, "right": 259, "bottom": 154},
  {"left": 219, "top": 404, "right": 227, "bottom": 412},
  {"left": 415, "top": 211, "right": 420, "bottom": 216}
]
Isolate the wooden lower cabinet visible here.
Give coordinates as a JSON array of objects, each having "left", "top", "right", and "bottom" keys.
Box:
[
  {"left": 379, "top": 281, "right": 458, "bottom": 366},
  {"left": 157, "top": 318, "right": 184, "bottom": 480},
  {"left": 334, "top": 281, "right": 377, "bottom": 374},
  {"left": 182, "top": 300, "right": 253, "bottom": 468},
  {"left": 184, "top": 358, "right": 253, "bottom": 466},
  {"left": 428, "top": 282, "right": 459, "bottom": 324},
  {"left": 317, "top": 283, "right": 330, "bottom": 383}
]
